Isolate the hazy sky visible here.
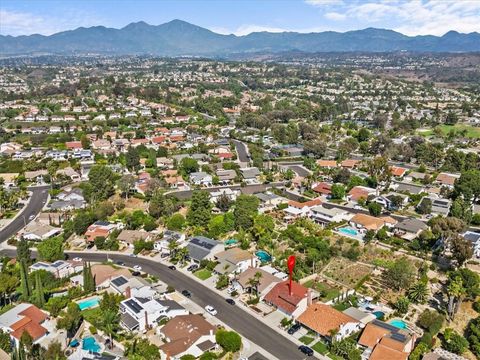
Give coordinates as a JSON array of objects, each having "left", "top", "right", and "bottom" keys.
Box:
[{"left": 1, "top": 0, "right": 479, "bottom": 37}]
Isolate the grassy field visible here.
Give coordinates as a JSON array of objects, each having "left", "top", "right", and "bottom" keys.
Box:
[
  {"left": 194, "top": 268, "right": 212, "bottom": 280},
  {"left": 418, "top": 124, "right": 480, "bottom": 138},
  {"left": 303, "top": 279, "right": 341, "bottom": 301},
  {"left": 311, "top": 341, "right": 329, "bottom": 354},
  {"left": 299, "top": 336, "right": 315, "bottom": 345}
]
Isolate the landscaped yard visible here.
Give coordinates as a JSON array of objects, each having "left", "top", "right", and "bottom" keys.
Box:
[
  {"left": 311, "top": 340, "right": 328, "bottom": 355},
  {"left": 303, "top": 279, "right": 341, "bottom": 301},
  {"left": 299, "top": 335, "right": 314, "bottom": 345},
  {"left": 194, "top": 268, "right": 212, "bottom": 280}
]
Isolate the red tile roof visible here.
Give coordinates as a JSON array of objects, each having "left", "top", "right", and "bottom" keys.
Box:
[
  {"left": 264, "top": 280, "right": 308, "bottom": 315},
  {"left": 297, "top": 303, "right": 357, "bottom": 337},
  {"left": 9, "top": 305, "right": 47, "bottom": 341},
  {"left": 288, "top": 198, "right": 322, "bottom": 209},
  {"left": 312, "top": 182, "right": 332, "bottom": 195},
  {"left": 66, "top": 141, "right": 82, "bottom": 149}
]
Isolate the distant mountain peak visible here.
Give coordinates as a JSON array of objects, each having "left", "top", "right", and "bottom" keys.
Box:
[{"left": 0, "top": 19, "right": 478, "bottom": 56}]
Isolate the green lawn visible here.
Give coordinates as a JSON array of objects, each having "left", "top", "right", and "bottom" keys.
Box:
[
  {"left": 194, "top": 268, "right": 212, "bottom": 280},
  {"left": 332, "top": 302, "right": 350, "bottom": 311},
  {"left": 303, "top": 280, "right": 341, "bottom": 302},
  {"left": 299, "top": 336, "right": 315, "bottom": 345},
  {"left": 311, "top": 341, "right": 329, "bottom": 355},
  {"left": 418, "top": 124, "right": 480, "bottom": 139}
]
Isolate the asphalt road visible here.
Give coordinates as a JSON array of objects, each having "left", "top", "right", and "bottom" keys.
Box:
[
  {"left": 0, "top": 249, "right": 310, "bottom": 360},
  {"left": 232, "top": 140, "right": 250, "bottom": 163},
  {"left": 0, "top": 185, "right": 50, "bottom": 243}
]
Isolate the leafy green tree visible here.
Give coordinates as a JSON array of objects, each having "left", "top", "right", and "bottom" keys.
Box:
[
  {"left": 450, "top": 197, "right": 473, "bottom": 223},
  {"left": 447, "top": 275, "right": 465, "bottom": 320},
  {"left": 234, "top": 194, "right": 259, "bottom": 230},
  {"left": 37, "top": 236, "right": 64, "bottom": 262},
  {"left": 180, "top": 355, "right": 196, "bottom": 360},
  {"left": 216, "top": 274, "right": 229, "bottom": 290},
  {"left": 117, "top": 174, "right": 136, "bottom": 199},
  {"left": 454, "top": 169, "right": 480, "bottom": 202},
  {"left": 216, "top": 193, "right": 233, "bottom": 212},
  {"left": 467, "top": 316, "right": 480, "bottom": 358},
  {"left": 73, "top": 210, "right": 95, "bottom": 235},
  {"left": 384, "top": 257, "right": 416, "bottom": 290},
  {"left": 251, "top": 214, "right": 274, "bottom": 243},
  {"left": 330, "top": 338, "right": 361, "bottom": 360},
  {"left": 451, "top": 235, "right": 473, "bottom": 267},
  {"left": 215, "top": 329, "right": 242, "bottom": 353},
  {"left": 148, "top": 192, "right": 176, "bottom": 218},
  {"left": 20, "top": 259, "right": 31, "bottom": 299},
  {"left": 417, "top": 197, "right": 432, "bottom": 214},
  {"left": 0, "top": 272, "right": 18, "bottom": 305},
  {"left": 85, "top": 165, "right": 116, "bottom": 202},
  {"left": 44, "top": 341, "right": 66, "bottom": 360},
  {"left": 17, "top": 238, "right": 31, "bottom": 264},
  {"left": 187, "top": 190, "right": 212, "bottom": 226},
  {"left": 124, "top": 338, "right": 160, "bottom": 360},
  {"left": 0, "top": 329, "right": 11, "bottom": 353},
  {"left": 166, "top": 213, "right": 186, "bottom": 231},
  {"left": 443, "top": 328, "right": 469, "bottom": 354},
  {"left": 331, "top": 184, "right": 346, "bottom": 199},
  {"left": 102, "top": 310, "right": 120, "bottom": 349},
  {"left": 368, "top": 202, "right": 382, "bottom": 216},
  {"left": 83, "top": 262, "right": 96, "bottom": 293},
  {"left": 126, "top": 146, "right": 140, "bottom": 172},
  {"left": 57, "top": 302, "right": 83, "bottom": 337},
  {"left": 33, "top": 272, "right": 45, "bottom": 308},
  {"left": 179, "top": 157, "right": 199, "bottom": 175},
  {"left": 394, "top": 296, "right": 410, "bottom": 315}
]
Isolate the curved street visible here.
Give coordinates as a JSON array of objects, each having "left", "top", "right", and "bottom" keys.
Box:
[{"left": 0, "top": 185, "right": 50, "bottom": 243}]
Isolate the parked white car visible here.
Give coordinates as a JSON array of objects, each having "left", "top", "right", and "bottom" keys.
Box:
[
  {"left": 205, "top": 305, "right": 217, "bottom": 316},
  {"left": 133, "top": 265, "right": 142, "bottom": 271}
]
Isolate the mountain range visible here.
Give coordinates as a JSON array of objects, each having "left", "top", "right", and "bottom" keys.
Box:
[{"left": 1, "top": 19, "right": 479, "bottom": 57}]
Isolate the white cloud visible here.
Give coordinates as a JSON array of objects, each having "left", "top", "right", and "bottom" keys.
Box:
[
  {"left": 324, "top": 12, "right": 347, "bottom": 21},
  {"left": 305, "top": 0, "right": 344, "bottom": 6},
  {"left": 0, "top": 9, "right": 106, "bottom": 36}
]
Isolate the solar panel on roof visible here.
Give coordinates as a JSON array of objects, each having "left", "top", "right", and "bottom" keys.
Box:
[
  {"left": 125, "top": 299, "right": 143, "bottom": 313},
  {"left": 391, "top": 333, "right": 407, "bottom": 342},
  {"left": 111, "top": 277, "right": 128, "bottom": 287}
]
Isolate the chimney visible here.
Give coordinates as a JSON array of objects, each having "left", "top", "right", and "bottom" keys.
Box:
[
  {"left": 307, "top": 288, "right": 312, "bottom": 306},
  {"left": 251, "top": 257, "right": 254, "bottom": 268},
  {"left": 144, "top": 311, "right": 148, "bottom": 330},
  {"left": 125, "top": 286, "right": 131, "bottom": 298}
]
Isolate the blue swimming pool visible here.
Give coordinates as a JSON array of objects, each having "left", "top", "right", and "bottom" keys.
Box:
[
  {"left": 82, "top": 336, "right": 101, "bottom": 353},
  {"left": 255, "top": 250, "right": 272, "bottom": 262},
  {"left": 373, "top": 311, "right": 385, "bottom": 319},
  {"left": 77, "top": 297, "right": 100, "bottom": 311},
  {"left": 225, "top": 239, "right": 238, "bottom": 246},
  {"left": 338, "top": 227, "right": 360, "bottom": 237},
  {"left": 390, "top": 319, "right": 408, "bottom": 329}
]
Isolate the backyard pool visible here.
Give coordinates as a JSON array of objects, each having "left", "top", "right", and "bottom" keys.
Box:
[
  {"left": 338, "top": 227, "right": 360, "bottom": 237},
  {"left": 77, "top": 297, "right": 100, "bottom": 311},
  {"left": 225, "top": 239, "right": 238, "bottom": 246},
  {"left": 255, "top": 250, "right": 272, "bottom": 262},
  {"left": 82, "top": 336, "right": 101, "bottom": 353},
  {"left": 373, "top": 311, "right": 385, "bottom": 319},
  {"left": 390, "top": 319, "right": 408, "bottom": 329}
]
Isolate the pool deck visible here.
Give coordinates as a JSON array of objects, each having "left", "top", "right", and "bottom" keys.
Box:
[{"left": 334, "top": 227, "right": 365, "bottom": 242}]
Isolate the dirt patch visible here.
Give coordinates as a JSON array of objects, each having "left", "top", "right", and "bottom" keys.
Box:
[{"left": 322, "top": 258, "right": 372, "bottom": 288}]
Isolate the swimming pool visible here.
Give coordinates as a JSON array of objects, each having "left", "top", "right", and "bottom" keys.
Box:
[
  {"left": 338, "top": 227, "right": 360, "bottom": 237},
  {"left": 77, "top": 297, "right": 100, "bottom": 311},
  {"left": 390, "top": 319, "right": 408, "bottom": 329},
  {"left": 225, "top": 239, "right": 238, "bottom": 246},
  {"left": 255, "top": 250, "right": 272, "bottom": 262},
  {"left": 82, "top": 336, "right": 101, "bottom": 353}
]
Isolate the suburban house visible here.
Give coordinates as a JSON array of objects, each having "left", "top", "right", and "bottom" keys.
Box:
[
  {"left": 263, "top": 280, "right": 311, "bottom": 318},
  {"left": 20, "top": 222, "right": 62, "bottom": 241},
  {"left": 210, "top": 188, "right": 239, "bottom": 204},
  {"left": 418, "top": 196, "right": 452, "bottom": 216},
  {"left": 283, "top": 198, "right": 322, "bottom": 219},
  {"left": 120, "top": 296, "right": 188, "bottom": 332},
  {"left": 110, "top": 275, "right": 157, "bottom": 299},
  {"left": 240, "top": 167, "right": 261, "bottom": 182},
  {"left": 70, "top": 264, "right": 132, "bottom": 290},
  {"left": 435, "top": 172, "right": 460, "bottom": 189},
  {"left": 394, "top": 218, "right": 429, "bottom": 241},
  {"left": 189, "top": 172, "right": 212, "bottom": 186},
  {"left": 358, "top": 320, "right": 415, "bottom": 360},
  {"left": 84, "top": 221, "right": 118, "bottom": 242},
  {"left": 186, "top": 236, "right": 225, "bottom": 263},
  {"left": 372, "top": 192, "right": 409, "bottom": 210},
  {"left": 317, "top": 160, "right": 338, "bottom": 169},
  {"left": 216, "top": 169, "right": 236, "bottom": 184},
  {"left": 117, "top": 230, "right": 152, "bottom": 248},
  {"left": 255, "top": 192, "right": 286, "bottom": 212},
  {"left": 390, "top": 166, "right": 408, "bottom": 178},
  {"left": 297, "top": 303, "right": 362, "bottom": 342},
  {"left": 160, "top": 314, "right": 217, "bottom": 359},
  {"left": 349, "top": 213, "right": 396, "bottom": 232},
  {"left": 154, "top": 230, "right": 186, "bottom": 253},
  {"left": 312, "top": 182, "right": 332, "bottom": 196},
  {"left": 213, "top": 248, "right": 258, "bottom": 276},
  {"left": 347, "top": 186, "right": 377, "bottom": 202},
  {"left": 463, "top": 231, "right": 480, "bottom": 258},
  {"left": 29, "top": 260, "right": 80, "bottom": 278},
  {"left": 57, "top": 187, "right": 84, "bottom": 201},
  {"left": 341, "top": 159, "right": 360, "bottom": 169},
  {"left": 309, "top": 205, "right": 353, "bottom": 225},
  {"left": 234, "top": 267, "right": 282, "bottom": 298},
  {"left": 0, "top": 303, "right": 49, "bottom": 347}
]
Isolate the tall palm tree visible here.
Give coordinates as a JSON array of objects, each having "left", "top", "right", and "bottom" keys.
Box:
[
  {"left": 447, "top": 276, "right": 465, "bottom": 321},
  {"left": 102, "top": 310, "right": 119, "bottom": 349},
  {"left": 407, "top": 282, "right": 429, "bottom": 304},
  {"left": 247, "top": 271, "right": 263, "bottom": 299}
]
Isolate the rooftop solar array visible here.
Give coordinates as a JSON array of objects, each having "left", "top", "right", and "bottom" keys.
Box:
[
  {"left": 125, "top": 299, "right": 143, "bottom": 313},
  {"left": 111, "top": 276, "right": 128, "bottom": 287}
]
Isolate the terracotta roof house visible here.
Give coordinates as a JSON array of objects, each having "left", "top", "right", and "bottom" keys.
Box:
[
  {"left": 347, "top": 186, "right": 376, "bottom": 202},
  {"left": 65, "top": 141, "right": 82, "bottom": 150},
  {"left": 358, "top": 320, "right": 414, "bottom": 357},
  {"left": 317, "top": 160, "right": 338, "bottom": 168},
  {"left": 312, "top": 182, "right": 332, "bottom": 195},
  {"left": 297, "top": 303, "right": 362, "bottom": 342},
  {"left": 349, "top": 213, "right": 387, "bottom": 231},
  {"left": 0, "top": 303, "right": 48, "bottom": 346},
  {"left": 435, "top": 172, "right": 460, "bottom": 188},
  {"left": 284, "top": 198, "right": 323, "bottom": 220},
  {"left": 390, "top": 166, "right": 407, "bottom": 178},
  {"left": 84, "top": 221, "right": 117, "bottom": 242},
  {"left": 341, "top": 159, "right": 360, "bottom": 169},
  {"left": 160, "top": 314, "right": 217, "bottom": 359},
  {"left": 263, "top": 280, "right": 310, "bottom": 317}
]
